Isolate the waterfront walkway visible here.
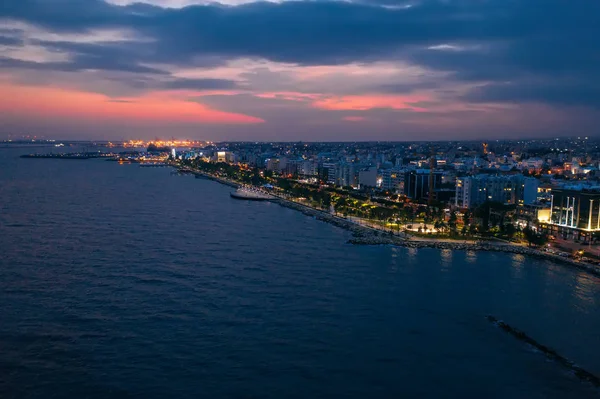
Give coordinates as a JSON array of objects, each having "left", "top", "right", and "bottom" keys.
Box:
[{"left": 175, "top": 163, "right": 600, "bottom": 277}]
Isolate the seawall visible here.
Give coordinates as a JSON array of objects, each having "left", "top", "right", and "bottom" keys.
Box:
[
  {"left": 270, "top": 197, "right": 600, "bottom": 278},
  {"left": 179, "top": 164, "right": 600, "bottom": 278}
]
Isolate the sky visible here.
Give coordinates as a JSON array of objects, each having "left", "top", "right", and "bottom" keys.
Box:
[{"left": 0, "top": 0, "right": 599, "bottom": 141}]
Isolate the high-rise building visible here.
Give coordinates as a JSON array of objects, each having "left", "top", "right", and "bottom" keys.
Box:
[
  {"left": 336, "top": 163, "right": 356, "bottom": 187},
  {"left": 358, "top": 167, "right": 378, "bottom": 188},
  {"left": 300, "top": 160, "right": 318, "bottom": 176},
  {"left": 455, "top": 174, "right": 535, "bottom": 208},
  {"left": 404, "top": 169, "right": 442, "bottom": 200},
  {"left": 381, "top": 167, "right": 403, "bottom": 192}
]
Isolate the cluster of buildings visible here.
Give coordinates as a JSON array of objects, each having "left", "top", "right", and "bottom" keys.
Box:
[{"left": 173, "top": 138, "right": 600, "bottom": 242}]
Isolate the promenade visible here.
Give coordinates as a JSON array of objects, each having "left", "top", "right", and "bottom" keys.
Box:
[{"left": 177, "top": 163, "right": 600, "bottom": 278}]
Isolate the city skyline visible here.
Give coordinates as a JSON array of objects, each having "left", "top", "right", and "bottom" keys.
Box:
[{"left": 1, "top": 0, "right": 599, "bottom": 140}]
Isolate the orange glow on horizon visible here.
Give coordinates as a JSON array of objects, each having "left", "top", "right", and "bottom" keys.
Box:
[{"left": 0, "top": 84, "right": 264, "bottom": 124}]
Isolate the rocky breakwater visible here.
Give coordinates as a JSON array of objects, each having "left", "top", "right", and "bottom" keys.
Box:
[
  {"left": 271, "top": 197, "right": 379, "bottom": 235},
  {"left": 487, "top": 315, "right": 600, "bottom": 388},
  {"left": 349, "top": 234, "right": 600, "bottom": 277}
]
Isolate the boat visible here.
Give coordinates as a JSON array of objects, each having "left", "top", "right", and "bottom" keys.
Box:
[{"left": 230, "top": 187, "right": 273, "bottom": 201}]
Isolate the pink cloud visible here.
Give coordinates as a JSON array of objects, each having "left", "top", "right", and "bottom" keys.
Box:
[
  {"left": 312, "top": 95, "right": 430, "bottom": 111},
  {"left": 343, "top": 116, "right": 366, "bottom": 122},
  {"left": 0, "top": 84, "right": 263, "bottom": 124},
  {"left": 255, "top": 91, "right": 322, "bottom": 102}
]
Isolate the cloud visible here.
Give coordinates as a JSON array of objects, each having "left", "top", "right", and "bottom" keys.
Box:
[
  {"left": 0, "top": 35, "right": 22, "bottom": 45},
  {"left": 464, "top": 81, "right": 600, "bottom": 108},
  {"left": 0, "top": 54, "right": 167, "bottom": 74},
  {"left": 1, "top": 0, "right": 599, "bottom": 139},
  {"left": 163, "top": 77, "right": 239, "bottom": 90},
  {"left": 0, "top": 82, "right": 264, "bottom": 124},
  {"left": 343, "top": 116, "right": 366, "bottom": 122}
]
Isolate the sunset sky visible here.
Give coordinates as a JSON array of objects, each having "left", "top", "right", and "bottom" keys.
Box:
[{"left": 1, "top": 0, "right": 599, "bottom": 141}]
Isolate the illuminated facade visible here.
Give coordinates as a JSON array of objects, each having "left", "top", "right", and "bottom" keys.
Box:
[
  {"left": 455, "top": 174, "right": 537, "bottom": 208},
  {"left": 217, "top": 151, "right": 236, "bottom": 163},
  {"left": 549, "top": 188, "right": 600, "bottom": 231}
]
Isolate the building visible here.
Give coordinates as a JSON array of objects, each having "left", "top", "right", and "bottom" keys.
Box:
[
  {"left": 455, "top": 174, "right": 528, "bottom": 208},
  {"left": 216, "top": 151, "right": 236, "bottom": 163},
  {"left": 381, "top": 167, "right": 403, "bottom": 192},
  {"left": 404, "top": 169, "right": 443, "bottom": 201},
  {"left": 321, "top": 162, "right": 338, "bottom": 184},
  {"left": 358, "top": 167, "right": 378, "bottom": 188},
  {"left": 300, "top": 160, "right": 318, "bottom": 176},
  {"left": 523, "top": 177, "right": 540, "bottom": 205},
  {"left": 336, "top": 162, "right": 356, "bottom": 187},
  {"left": 265, "top": 157, "right": 288, "bottom": 172},
  {"left": 543, "top": 186, "right": 600, "bottom": 241}
]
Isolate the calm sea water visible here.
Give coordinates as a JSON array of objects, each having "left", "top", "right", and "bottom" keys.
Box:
[{"left": 1, "top": 147, "right": 599, "bottom": 398}]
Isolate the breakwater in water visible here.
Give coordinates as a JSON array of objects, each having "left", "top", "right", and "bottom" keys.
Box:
[{"left": 487, "top": 316, "right": 600, "bottom": 388}]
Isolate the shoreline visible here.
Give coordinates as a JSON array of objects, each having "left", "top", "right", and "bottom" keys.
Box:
[{"left": 182, "top": 166, "right": 600, "bottom": 278}]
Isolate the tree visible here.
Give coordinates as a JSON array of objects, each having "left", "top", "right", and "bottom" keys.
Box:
[
  {"left": 469, "top": 224, "right": 478, "bottom": 235},
  {"left": 448, "top": 212, "right": 458, "bottom": 234},
  {"left": 523, "top": 227, "right": 548, "bottom": 247},
  {"left": 463, "top": 210, "right": 472, "bottom": 225},
  {"left": 504, "top": 223, "right": 517, "bottom": 239}
]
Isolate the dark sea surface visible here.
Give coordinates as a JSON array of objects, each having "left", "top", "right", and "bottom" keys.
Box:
[{"left": 1, "top": 147, "right": 599, "bottom": 398}]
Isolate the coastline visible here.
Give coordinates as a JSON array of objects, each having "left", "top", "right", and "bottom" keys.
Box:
[{"left": 182, "top": 166, "right": 600, "bottom": 278}]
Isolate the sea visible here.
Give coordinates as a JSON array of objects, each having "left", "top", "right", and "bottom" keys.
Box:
[{"left": 1, "top": 146, "right": 599, "bottom": 398}]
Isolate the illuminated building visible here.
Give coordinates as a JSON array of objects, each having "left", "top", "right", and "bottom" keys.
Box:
[
  {"left": 381, "top": 167, "right": 403, "bottom": 192},
  {"left": 455, "top": 174, "right": 537, "bottom": 208},
  {"left": 543, "top": 187, "right": 600, "bottom": 240},
  {"left": 217, "top": 151, "right": 236, "bottom": 163}
]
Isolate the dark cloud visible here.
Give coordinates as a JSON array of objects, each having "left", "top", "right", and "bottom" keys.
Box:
[
  {"left": 1, "top": 0, "right": 599, "bottom": 111},
  {"left": 162, "top": 78, "right": 239, "bottom": 90},
  {"left": 0, "top": 0, "right": 534, "bottom": 65},
  {"left": 464, "top": 81, "right": 600, "bottom": 108},
  {"left": 376, "top": 81, "right": 439, "bottom": 94},
  {"left": 0, "top": 0, "right": 134, "bottom": 32},
  {"left": 0, "top": 55, "right": 167, "bottom": 74},
  {"left": 0, "top": 35, "right": 22, "bottom": 46}
]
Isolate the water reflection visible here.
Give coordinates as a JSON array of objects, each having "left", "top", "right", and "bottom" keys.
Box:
[
  {"left": 573, "top": 272, "right": 598, "bottom": 309},
  {"left": 406, "top": 247, "right": 418, "bottom": 261},
  {"left": 389, "top": 247, "right": 399, "bottom": 273},
  {"left": 511, "top": 254, "right": 525, "bottom": 278},
  {"left": 465, "top": 250, "right": 477, "bottom": 263},
  {"left": 440, "top": 249, "right": 452, "bottom": 272}
]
